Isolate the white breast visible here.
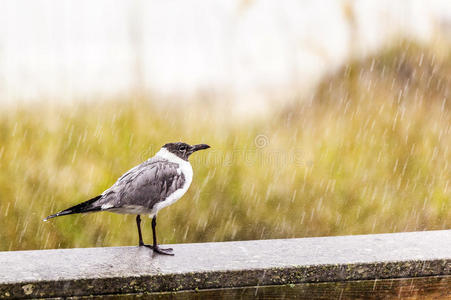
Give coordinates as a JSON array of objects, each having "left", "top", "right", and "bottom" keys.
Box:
[{"left": 150, "top": 148, "right": 193, "bottom": 216}]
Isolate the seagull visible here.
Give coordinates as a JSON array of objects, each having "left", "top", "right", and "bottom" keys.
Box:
[{"left": 44, "top": 142, "right": 210, "bottom": 255}]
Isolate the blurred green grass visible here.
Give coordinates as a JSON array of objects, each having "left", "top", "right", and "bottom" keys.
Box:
[{"left": 1, "top": 41, "right": 451, "bottom": 251}]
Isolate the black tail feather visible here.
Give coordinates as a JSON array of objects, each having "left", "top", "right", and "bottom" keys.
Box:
[{"left": 43, "top": 195, "right": 102, "bottom": 221}]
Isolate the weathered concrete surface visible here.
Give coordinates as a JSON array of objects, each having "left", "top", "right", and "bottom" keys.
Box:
[
  {"left": 0, "top": 230, "right": 450, "bottom": 298},
  {"left": 110, "top": 276, "right": 451, "bottom": 299}
]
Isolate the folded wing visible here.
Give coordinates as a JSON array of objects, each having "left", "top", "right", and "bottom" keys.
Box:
[{"left": 98, "top": 158, "right": 186, "bottom": 212}]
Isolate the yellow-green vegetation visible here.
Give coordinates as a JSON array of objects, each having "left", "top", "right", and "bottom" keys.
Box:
[{"left": 1, "top": 41, "right": 451, "bottom": 251}]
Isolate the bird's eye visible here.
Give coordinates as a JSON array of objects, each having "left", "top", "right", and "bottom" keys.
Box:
[{"left": 179, "top": 145, "right": 187, "bottom": 151}]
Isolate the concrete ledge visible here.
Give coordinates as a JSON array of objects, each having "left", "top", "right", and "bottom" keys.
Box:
[{"left": 0, "top": 230, "right": 450, "bottom": 298}]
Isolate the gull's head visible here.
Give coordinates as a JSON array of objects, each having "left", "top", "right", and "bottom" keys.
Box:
[{"left": 161, "top": 142, "right": 210, "bottom": 161}]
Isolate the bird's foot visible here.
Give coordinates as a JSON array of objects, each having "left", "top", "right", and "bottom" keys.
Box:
[
  {"left": 139, "top": 243, "right": 174, "bottom": 256},
  {"left": 152, "top": 246, "right": 174, "bottom": 256}
]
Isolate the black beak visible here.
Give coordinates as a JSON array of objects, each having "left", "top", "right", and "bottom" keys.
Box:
[{"left": 190, "top": 144, "right": 210, "bottom": 153}]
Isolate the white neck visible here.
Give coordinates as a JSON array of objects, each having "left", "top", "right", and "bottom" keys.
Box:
[
  {"left": 151, "top": 147, "right": 194, "bottom": 215},
  {"left": 155, "top": 147, "right": 188, "bottom": 164}
]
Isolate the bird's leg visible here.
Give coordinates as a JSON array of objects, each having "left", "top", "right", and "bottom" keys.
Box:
[
  {"left": 136, "top": 215, "right": 173, "bottom": 255},
  {"left": 136, "top": 215, "right": 146, "bottom": 246},
  {"left": 151, "top": 216, "right": 174, "bottom": 255}
]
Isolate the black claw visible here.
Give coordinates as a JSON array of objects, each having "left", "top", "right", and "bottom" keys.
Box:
[
  {"left": 154, "top": 246, "right": 174, "bottom": 256},
  {"left": 138, "top": 243, "right": 174, "bottom": 256}
]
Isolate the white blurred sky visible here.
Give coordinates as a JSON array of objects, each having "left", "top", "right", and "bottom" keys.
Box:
[{"left": 1, "top": 0, "right": 451, "bottom": 108}]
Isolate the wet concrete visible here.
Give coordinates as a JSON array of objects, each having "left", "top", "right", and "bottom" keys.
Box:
[{"left": 0, "top": 230, "right": 450, "bottom": 298}]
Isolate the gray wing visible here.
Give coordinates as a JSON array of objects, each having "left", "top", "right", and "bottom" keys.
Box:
[{"left": 97, "top": 158, "right": 186, "bottom": 211}]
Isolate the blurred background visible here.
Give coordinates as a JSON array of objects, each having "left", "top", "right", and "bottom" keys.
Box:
[{"left": 2, "top": 0, "right": 451, "bottom": 251}]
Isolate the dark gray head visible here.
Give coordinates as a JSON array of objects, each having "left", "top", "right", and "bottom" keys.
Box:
[{"left": 163, "top": 142, "right": 210, "bottom": 161}]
